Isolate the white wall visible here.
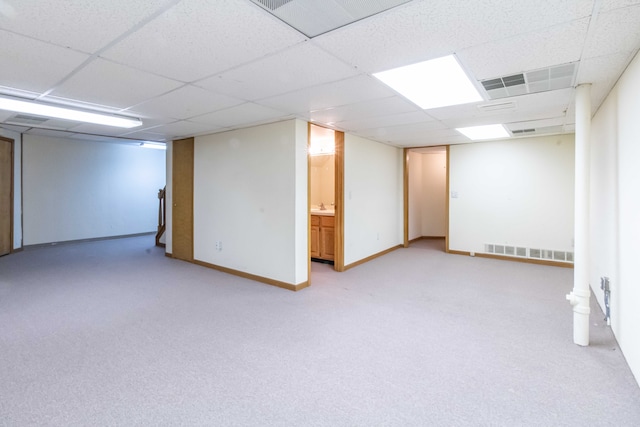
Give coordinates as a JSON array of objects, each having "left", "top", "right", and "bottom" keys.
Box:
[
  {"left": 421, "top": 150, "right": 447, "bottom": 237},
  {"left": 449, "top": 135, "right": 575, "bottom": 254},
  {"left": 22, "top": 135, "right": 165, "bottom": 245},
  {"left": 193, "top": 119, "right": 307, "bottom": 286},
  {"left": 344, "top": 134, "right": 403, "bottom": 265},
  {"left": 0, "top": 128, "right": 22, "bottom": 249},
  {"left": 590, "top": 51, "right": 640, "bottom": 385}
]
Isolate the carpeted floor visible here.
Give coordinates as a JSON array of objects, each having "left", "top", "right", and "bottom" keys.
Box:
[{"left": 0, "top": 236, "right": 638, "bottom": 426}]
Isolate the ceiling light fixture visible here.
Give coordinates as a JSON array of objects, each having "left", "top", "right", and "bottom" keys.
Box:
[
  {"left": 0, "top": 95, "right": 142, "bottom": 128},
  {"left": 456, "top": 124, "right": 510, "bottom": 140},
  {"left": 373, "top": 55, "right": 483, "bottom": 109}
]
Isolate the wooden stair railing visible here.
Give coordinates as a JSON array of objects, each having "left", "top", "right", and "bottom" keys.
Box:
[{"left": 156, "top": 186, "right": 166, "bottom": 247}]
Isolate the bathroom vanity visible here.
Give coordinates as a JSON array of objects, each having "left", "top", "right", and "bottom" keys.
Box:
[{"left": 310, "top": 210, "right": 334, "bottom": 261}]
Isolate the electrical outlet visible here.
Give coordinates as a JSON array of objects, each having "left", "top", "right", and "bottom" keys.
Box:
[{"left": 215, "top": 240, "right": 222, "bottom": 251}]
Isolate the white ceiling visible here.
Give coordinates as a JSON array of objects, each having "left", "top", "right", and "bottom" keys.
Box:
[{"left": 0, "top": 0, "right": 639, "bottom": 147}]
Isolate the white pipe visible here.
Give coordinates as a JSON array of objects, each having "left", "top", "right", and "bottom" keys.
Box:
[{"left": 566, "top": 84, "right": 591, "bottom": 346}]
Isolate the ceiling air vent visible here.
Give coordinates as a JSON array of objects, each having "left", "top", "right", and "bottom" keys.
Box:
[
  {"left": 509, "top": 125, "right": 565, "bottom": 136},
  {"left": 8, "top": 114, "right": 49, "bottom": 125},
  {"left": 481, "top": 62, "right": 577, "bottom": 100},
  {"left": 253, "top": 0, "right": 294, "bottom": 10},
  {"left": 478, "top": 101, "right": 516, "bottom": 112},
  {"left": 512, "top": 128, "right": 535, "bottom": 135}
]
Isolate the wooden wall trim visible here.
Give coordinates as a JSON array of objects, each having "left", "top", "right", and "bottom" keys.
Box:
[
  {"left": 334, "top": 131, "right": 345, "bottom": 272},
  {"left": 447, "top": 249, "right": 574, "bottom": 269},
  {"left": 403, "top": 147, "right": 409, "bottom": 248},
  {"left": 192, "top": 259, "right": 310, "bottom": 291},
  {"left": 307, "top": 123, "right": 312, "bottom": 286},
  {"left": 0, "top": 136, "right": 14, "bottom": 255},
  {"left": 445, "top": 146, "right": 450, "bottom": 253},
  {"left": 343, "top": 245, "right": 403, "bottom": 271},
  {"left": 409, "top": 236, "right": 445, "bottom": 244}
]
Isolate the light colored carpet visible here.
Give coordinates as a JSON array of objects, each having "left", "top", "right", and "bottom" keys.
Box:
[{"left": 0, "top": 236, "right": 638, "bottom": 426}]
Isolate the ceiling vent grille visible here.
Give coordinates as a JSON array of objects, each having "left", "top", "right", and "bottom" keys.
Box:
[
  {"left": 481, "top": 62, "right": 577, "bottom": 100},
  {"left": 477, "top": 101, "right": 516, "bottom": 112},
  {"left": 253, "top": 0, "right": 294, "bottom": 10},
  {"left": 10, "top": 114, "right": 49, "bottom": 125},
  {"left": 509, "top": 125, "right": 565, "bottom": 136}
]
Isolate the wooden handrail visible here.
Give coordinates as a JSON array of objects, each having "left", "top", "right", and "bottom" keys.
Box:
[{"left": 156, "top": 186, "right": 166, "bottom": 247}]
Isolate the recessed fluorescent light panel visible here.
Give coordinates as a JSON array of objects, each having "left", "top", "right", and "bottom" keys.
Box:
[
  {"left": 0, "top": 95, "right": 142, "bottom": 128},
  {"left": 456, "top": 124, "right": 509, "bottom": 141},
  {"left": 373, "top": 55, "right": 483, "bottom": 109}
]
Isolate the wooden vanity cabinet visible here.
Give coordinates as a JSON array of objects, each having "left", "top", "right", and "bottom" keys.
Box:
[{"left": 311, "top": 215, "right": 334, "bottom": 261}]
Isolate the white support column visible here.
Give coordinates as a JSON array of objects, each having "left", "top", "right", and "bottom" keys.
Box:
[{"left": 566, "top": 84, "right": 592, "bottom": 346}]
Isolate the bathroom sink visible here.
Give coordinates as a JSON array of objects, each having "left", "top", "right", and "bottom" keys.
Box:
[{"left": 310, "top": 208, "right": 335, "bottom": 216}]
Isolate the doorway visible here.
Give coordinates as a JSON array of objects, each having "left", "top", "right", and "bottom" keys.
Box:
[
  {"left": 308, "top": 124, "right": 344, "bottom": 276},
  {"left": 0, "top": 136, "right": 13, "bottom": 256},
  {"left": 405, "top": 146, "right": 448, "bottom": 249}
]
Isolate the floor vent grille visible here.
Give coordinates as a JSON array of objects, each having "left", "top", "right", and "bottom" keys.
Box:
[{"left": 485, "top": 243, "right": 573, "bottom": 263}]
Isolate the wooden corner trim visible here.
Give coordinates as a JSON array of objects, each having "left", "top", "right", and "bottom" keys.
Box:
[
  {"left": 343, "top": 244, "right": 403, "bottom": 271},
  {"left": 448, "top": 250, "right": 574, "bottom": 268},
  {"left": 192, "top": 259, "right": 308, "bottom": 291}
]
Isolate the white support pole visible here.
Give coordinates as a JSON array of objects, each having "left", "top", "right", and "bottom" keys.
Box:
[{"left": 566, "top": 84, "right": 592, "bottom": 346}]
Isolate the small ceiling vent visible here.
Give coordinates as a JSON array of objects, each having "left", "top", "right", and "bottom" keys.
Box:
[
  {"left": 9, "top": 114, "right": 49, "bottom": 125},
  {"left": 512, "top": 128, "right": 535, "bottom": 134},
  {"left": 253, "top": 0, "right": 294, "bottom": 10},
  {"left": 477, "top": 101, "right": 516, "bottom": 112},
  {"left": 481, "top": 62, "right": 577, "bottom": 100},
  {"left": 509, "top": 125, "right": 565, "bottom": 136}
]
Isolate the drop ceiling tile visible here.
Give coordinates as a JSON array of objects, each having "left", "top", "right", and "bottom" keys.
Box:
[
  {"left": 0, "top": 30, "right": 89, "bottom": 93},
  {"left": 577, "top": 52, "right": 636, "bottom": 110},
  {"left": 599, "top": 0, "right": 640, "bottom": 12},
  {"left": 309, "top": 96, "right": 417, "bottom": 124},
  {"left": 64, "top": 123, "right": 135, "bottom": 137},
  {"left": 458, "top": 18, "right": 590, "bottom": 80},
  {"left": 50, "top": 58, "right": 182, "bottom": 109},
  {"left": 191, "top": 102, "right": 292, "bottom": 129},
  {"left": 0, "top": 1, "right": 176, "bottom": 53},
  {"left": 118, "top": 129, "right": 168, "bottom": 142},
  {"left": 429, "top": 89, "right": 573, "bottom": 128},
  {"left": 102, "top": 0, "right": 306, "bottom": 83},
  {"left": 354, "top": 121, "right": 448, "bottom": 142},
  {"left": 151, "top": 120, "right": 228, "bottom": 139},
  {"left": 0, "top": 123, "right": 31, "bottom": 133},
  {"left": 131, "top": 85, "right": 245, "bottom": 120},
  {"left": 313, "top": 0, "right": 593, "bottom": 73},
  {"left": 336, "top": 110, "right": 435, "bottom": 132},
  {"left": 197, "top": 42, "right": 359, "bottom": 101},
  {"left": 259, "top": 75, "right": 396, "bottom": 114},
  {"left": 582, "top": 5, "right": 640, "bottom": 59},
  {"left": 24, "top": 128, "right": 79, "bottom": 138}
]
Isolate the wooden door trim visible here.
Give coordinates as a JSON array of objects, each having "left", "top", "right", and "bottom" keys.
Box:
[
  {"left": 333, "top": 131, "right": 345, "bottom": 272},
  {"left": 307, "top": 123, "right": 312, "bottom": 284},
  {"left": 0, "top": 136, "right": 13, "bottom": 256},
  {"left": 171, "top": 137, "right": 194, "bottom": 262},
  {"left": 403, "top": 148, "right": 409, "bottom": 248}
]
